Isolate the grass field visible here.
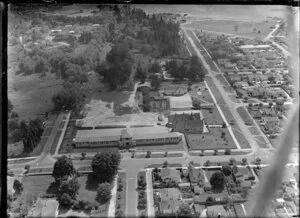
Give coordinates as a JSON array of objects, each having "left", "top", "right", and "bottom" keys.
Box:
[
  {"left": 228, "top": 94, "right": 241, "bottom": 103},
  {"left": 215, "top": 74, "right": 234, "bottom": 94},
  {"left": 8, "top": 69, "right": 63, "bottom": 120},
  {"left": 49, "top": 130, "right": 62, "bottom": 155},
  {"left": 186, "top": 127, "right": 236, "bottom": 150},
  {"left": 186, "top": 20, "right": 277, "bottom": 40},
  {"left": 232, "top": 129, "right": 251, "bottom": 149},
  {"left": 248, "top": 126, "right": 261, "bottom": 136},
  {"left": 236, "top": 106, "right": 254, "bottom": 126},
  {"left": 205, "top": 76, "right": 226, "bottom": 104},
  {"left": 202, "top": 108, "right": 224, "bottom": 125},
  {"left": 254, "top": 135, "right": 269, "bottom": 148}
]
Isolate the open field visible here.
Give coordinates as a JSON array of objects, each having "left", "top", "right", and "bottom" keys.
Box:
[
  {"left": 236, "top": 106, "right": 254, "bottom": 126},
  {"left": 201, "top": 108, "right": 224, "bottom": 125},
  {"left": 231, "top": 129, "right": 251, "bottom": 149},
  {"left": 169, "top": 94, "right": 193, "bottom": 110},
  {"left": 186, "top": 19, "right": 277, "bottom": 39},
  {"left": 8, "top": 71, "right": 63, "bottom": 120},
  {"left": 190, "top": 83, "right": 215, "bottom": 104},
  {"left": 228, "top": 94, "right": 241, "bottom": 103},
  {"left": 248, "top": 126, "right": 261, "bottom": 136},
  {"left": 186, "top": 127, "right": 236, "bottom": 150},
  {"left": 254, "top": 135, "right": 269, "bottom": 148}
]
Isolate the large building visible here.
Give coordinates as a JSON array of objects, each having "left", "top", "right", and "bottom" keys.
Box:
[{"left": 73, "top": 127, "right": 182, "bottom": 148}]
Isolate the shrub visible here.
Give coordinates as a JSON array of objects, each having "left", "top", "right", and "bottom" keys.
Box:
[
  {"left": 59, "top": 193, "right": 73, "bottom": 207},
  {"left": 213, "top": 150, "right": 218, "bottom": 156},
  {"left": 96, "top": 183, "right": 112, "bottom": 204},
  {"left": 164, "top": 151, "right": 168, "bottom": 157},
  {"left": 224, "top": 149, "right": 231, "bottom": 155},
  {"left": 118, "top": 183, "right": 123, "bottom": 192},
  {"left": 146, "top": 151, "right": 151, "bottom": 158}
]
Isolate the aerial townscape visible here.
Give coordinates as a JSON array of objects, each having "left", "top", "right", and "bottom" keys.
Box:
[{"left": 6, "top": 4, "right": 299, "bottom": 218}]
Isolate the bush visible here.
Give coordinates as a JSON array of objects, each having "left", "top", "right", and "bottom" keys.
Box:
[
  {"left": 146, "top": 151, "right": 151, "bottom": 158},
  {"left": 96, "top": 183, "right": 112, "bottom": 204},
  {"left": 59, "top": 193, "right": 74, "bottom": 207},
  {"left": 118, "top": 183, "right": 123, "bottom": 192},
  {"left": 224, "top": 149, "right": 231, "bottom": 155}
]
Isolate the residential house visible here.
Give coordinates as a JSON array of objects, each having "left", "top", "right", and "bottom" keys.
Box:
[
  {"left": 262, "top": 116, "right": 280, "bottom": 133},
  {"left": 206, "top": 205, "right": 227, "bottom": 217},
  {"left": 160, "top": 168, "right": 181, "bottom": 183},
  {"left": 240, "top": 181, "right": 252, "bottom": 189},
  {"left": 188, "top": 165, "right": 205, "bottom": 184},
  {"left": 234, "top": 81, "right": 249, "bottom": 88},
  {"left": 234, "top": 167, "right": 255, "bottom": 181}
]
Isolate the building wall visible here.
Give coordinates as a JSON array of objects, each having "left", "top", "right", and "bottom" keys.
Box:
[
  {"left": 135, "top": 136, "right": 182, "bottom": 145},
  {"left": 75, "top": 140, "right": 119, "bottom": 148}
]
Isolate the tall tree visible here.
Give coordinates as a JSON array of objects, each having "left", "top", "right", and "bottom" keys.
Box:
[
  {"left": 96, "top": 183, "right": 112, "bottom": 204},
  {"left": 52, "top": 155, "right": 75, "bottom": 183},
  {"left": 58, "top": 176, "right": 80, "bottom": 200},
  {"left": 210, "top": 171, "right": 226, "bottom": 191},
  {"left": 91, "top": 151, "right": 121, "bottom": 183}
]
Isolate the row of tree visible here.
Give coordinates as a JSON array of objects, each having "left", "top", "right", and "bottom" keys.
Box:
[
  {"left": 166, "top": 55, "right": 206, "bottom": 82},
  {"left": 8, "top": 118, "right": 43, "bottom": 153}
]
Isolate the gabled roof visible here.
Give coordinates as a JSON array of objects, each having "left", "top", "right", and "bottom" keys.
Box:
[{"left": 160, "top": 168, "right": 181, "bottom": 182}]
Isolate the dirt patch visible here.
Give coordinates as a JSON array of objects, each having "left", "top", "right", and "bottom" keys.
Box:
[{"left": 169, "top": 94, "right": 193, "bottom": 109}]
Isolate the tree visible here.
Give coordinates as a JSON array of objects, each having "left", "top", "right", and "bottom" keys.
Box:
[
  {"left": 149, "top": 61, "right": 161, "bottom": 73},
  {"left": 164, "top": 151, "right": 168, "bottom": 157},
  {"left": 229, "top": 158, "right": 236, "bottom": 165},
  {"left": 146, "top": 151, "right": 151, "bottom": 158},
  {"left": 52, "top": 155, "right": 75, "bottom": 183},
  {"left": 59, "top": 176, "right": 80, "bottom": 200},
  {"left": 177, "top": 203, "right": 193, "bottom": 217},
  {"left": 242, "top": 158, "right": 247, "bottom": 165},
  {"left": 8, "top": 98, "right": 13, "bottom": 114},
  {"left": 249, "top": 103, "right": 253, "bottom": 107},
  {"left": 222, "top": 122, "right": 227, "bottom": 128},
  {"left": 163, "top": 161, "right": 168, "bottom": 168},
  {"left": 135, "top": 62, "right": 146, "bottom": 83},
  {"left": 222, "top": 165, "right": 232, "bottom": 176},
  {"left": 58, "top": 193, "right": 73, "bottom": 207},
  {"left": 91, "top": 151, "right": 121, "bottom": 183},
  {"left": 269, "top": 102, "right": 273, "bottom": 107},
  {"left": 96, "top": 183, "right": 111, "bottom": 204},
  {"left": 209, "top": 171, "right": 226, "bottom": 191},
  {"left": 259, "top": 102, "right": 263, "bottom": 107},
  {"left": 13, "top": 179, "right": 23, "bottom": 195},
  {"left": 81, "top": 152, "right": 86, "bottom": 160},
  {"left": 150, "top": 74, "right": 160, "bottom": 90},
  {"left": 224, "top": 149, "right": 231, "bottom": 155},
  {"left": 234, "top": 24, "right": 239, "bottom": 32},
  {"left": 206, "top": 196, "right": 215, "bottom": 203}
]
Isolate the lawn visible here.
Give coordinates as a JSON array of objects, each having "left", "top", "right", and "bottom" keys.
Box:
[
  {"left": 190, "top": 83, "right": 215, "bottom": 104},
  {"left": 228, "top": 94, "right": 241, "bottom": 103},
  {"left": 248, "top": 126, "right": 261, "bottom": 136},
  {"left": 135, "top": 142, "right": 185, "bottom": 152},
  {"left": 205, "top": 77, "right": 226, "bottom": 104},
  {"left": 201, "top": 108, "right": 224, "bottom": 125},
  {"left": 186, "top": 127, "right": 237, "bottom": 150},
  {"left": 186, "top": 20, "right": 277, "bottom": 40},
  {"left": 169, "top": 94, "right": 193, "bottom": 109},
  {"left": 254, "top": 136, "right": 269, "bottom": 148},
  {"left": 231, "top": 129, "right": 251, "bottom": 149},
  {"left": 236, "top": 106, "right": 254, "bottom": 126}
]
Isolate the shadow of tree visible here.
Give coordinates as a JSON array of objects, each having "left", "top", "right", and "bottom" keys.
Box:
[
  {"left": 46, "top": 181, "right": 60, "bottom": 195},
  {"left": 85, "top": 173, "right": 99, "bottom": 191}
]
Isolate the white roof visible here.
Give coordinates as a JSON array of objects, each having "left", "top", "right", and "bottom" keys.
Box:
[
  {"left": 75, "top": 127, "right": 174, "bottom": 143},
  {"left": 240, "top": 44, "right": 270, "bottom": 49},
  {"left": 276, "top": 198, "right": 285, "bottom": 203}
]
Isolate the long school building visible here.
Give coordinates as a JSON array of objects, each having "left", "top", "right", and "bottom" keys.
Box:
[{"left": 73, "top": 127, "right": 182, "bottom": 148}]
